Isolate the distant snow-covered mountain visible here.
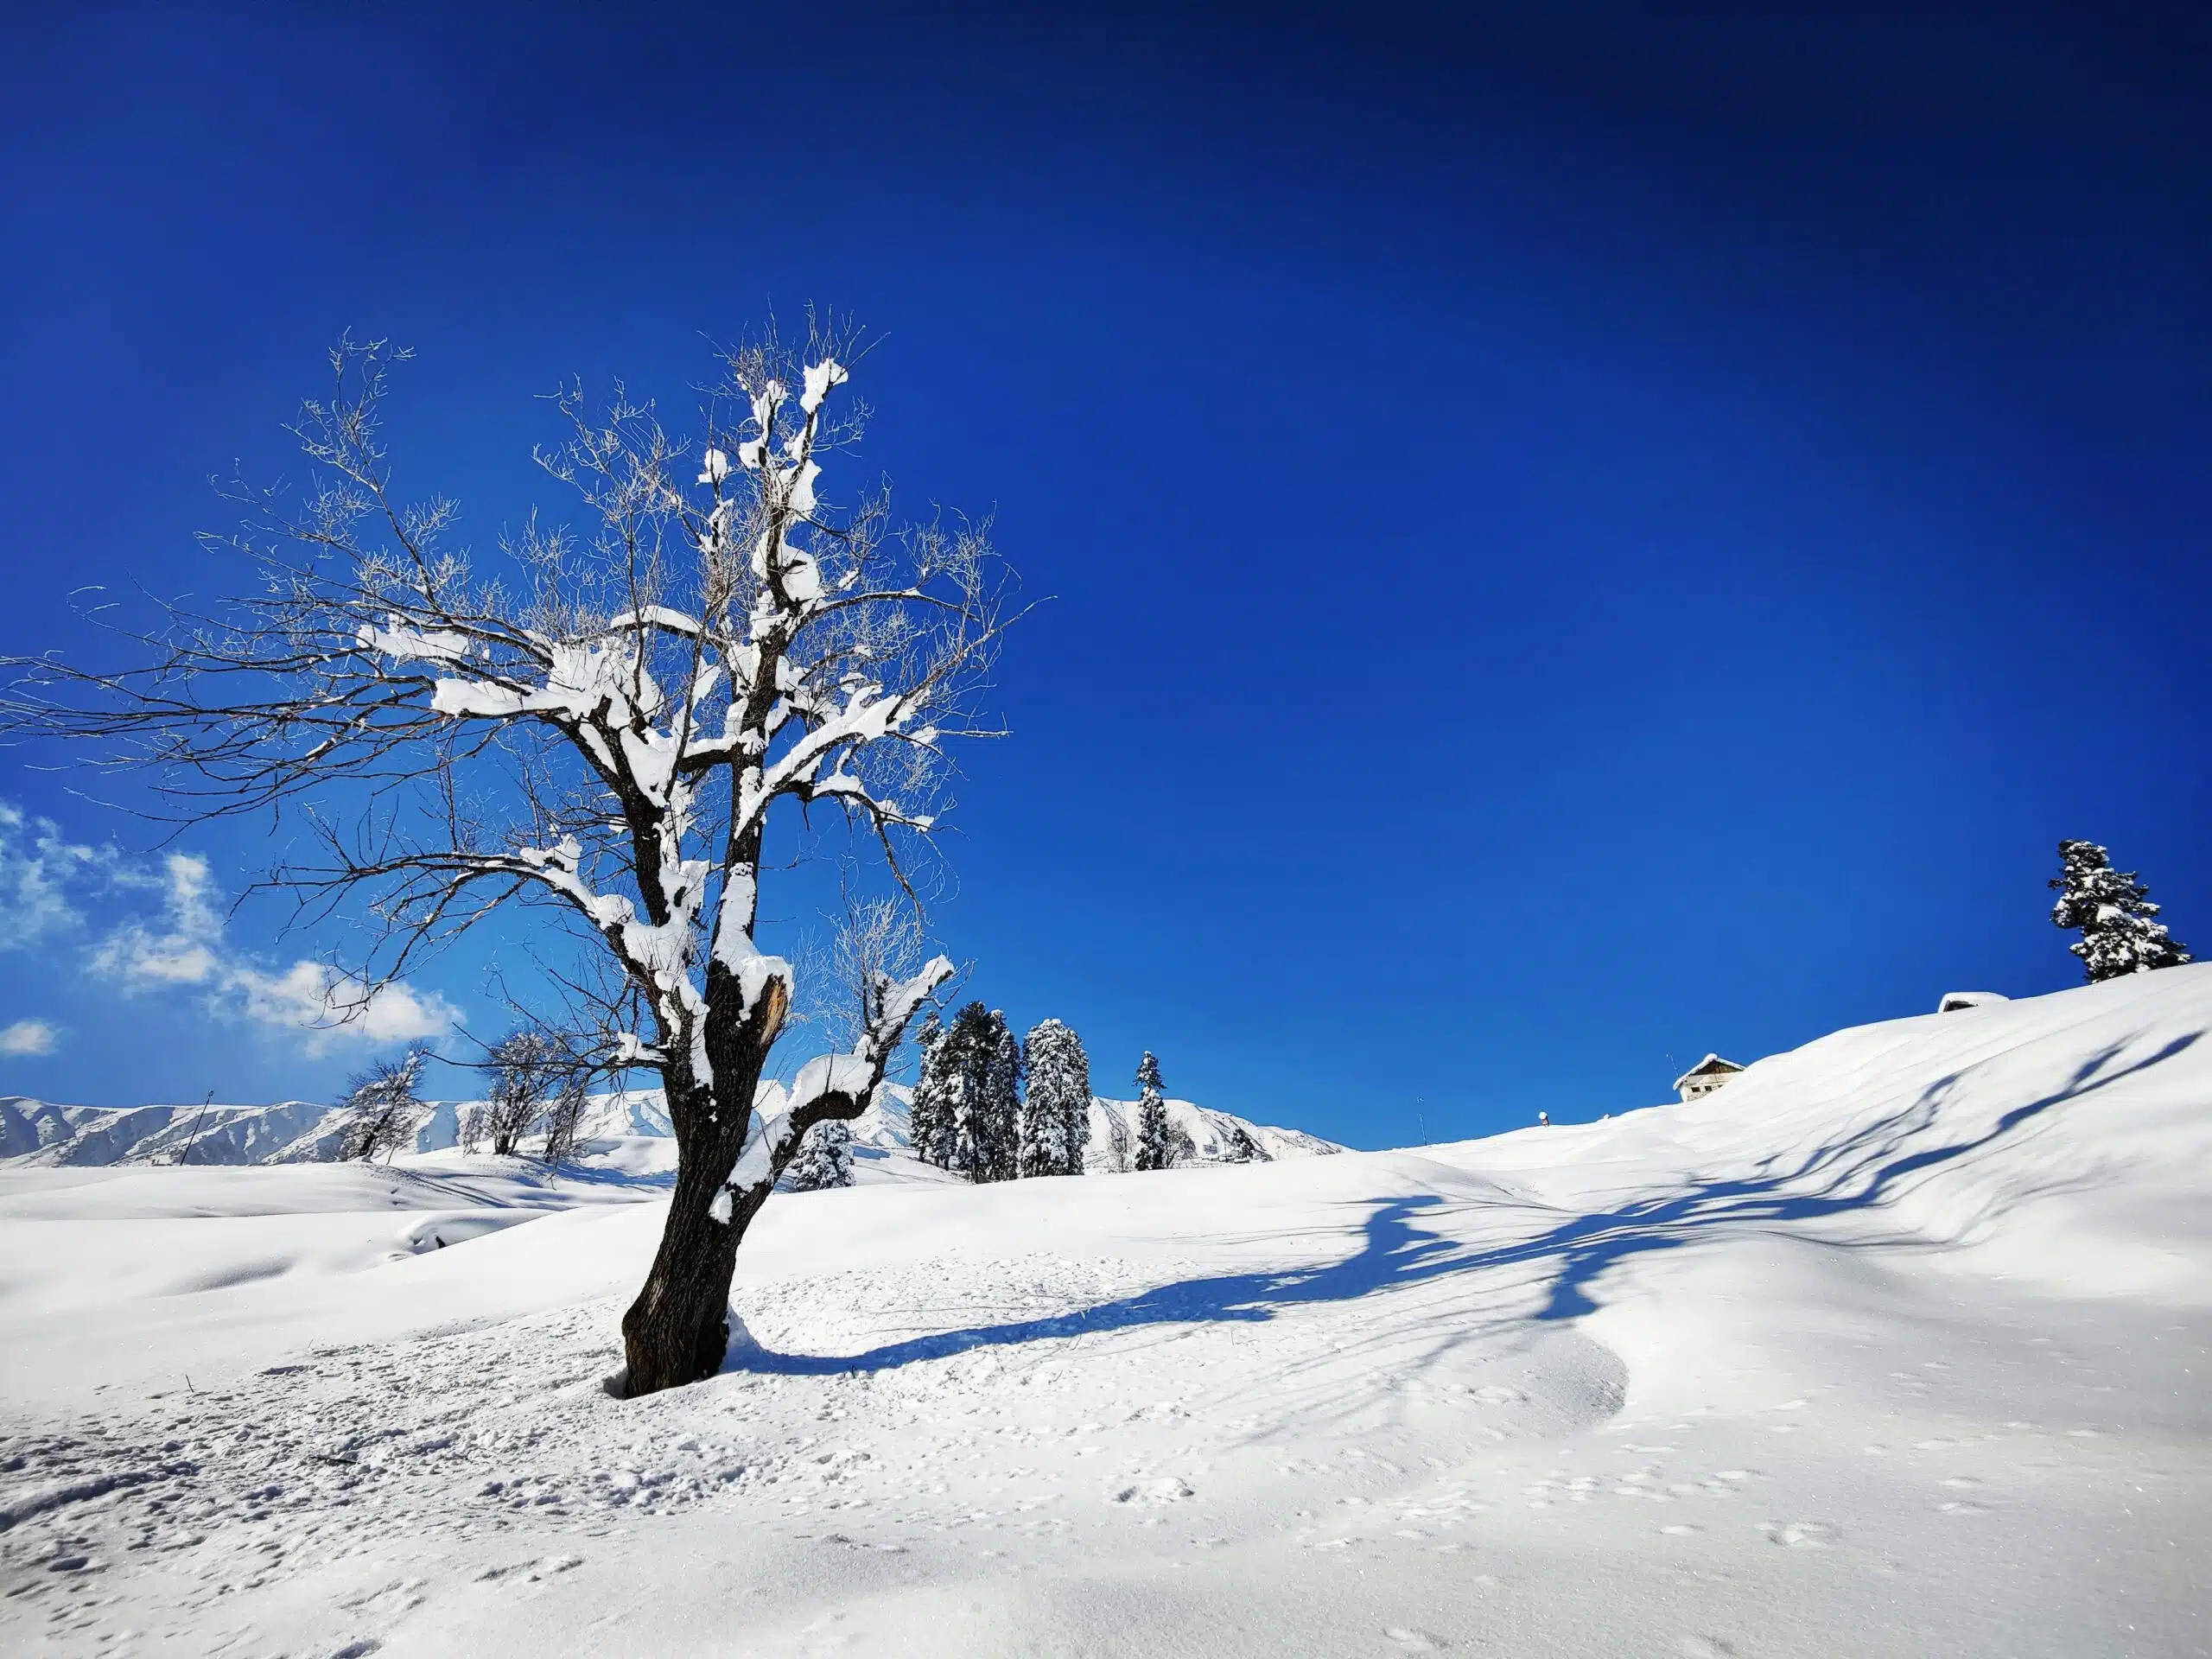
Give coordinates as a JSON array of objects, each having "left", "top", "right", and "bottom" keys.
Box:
[
  {"left": 0, "top": 1084, "right": 1340, "bottom": 1173},
  {"left": 0, "top": 1090, "right": 676, "bottom": 1170},
  {"left": 849, "top": 1087, "right": 1341, "bottom": 1173}
]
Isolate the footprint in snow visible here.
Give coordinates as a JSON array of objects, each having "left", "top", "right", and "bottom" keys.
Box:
[
  {"left": 1112, "top": 1478, "right": 1193, "bottom": 1505},
  {"left": 475, "top": 1554, "right": 583, "bottom": 1585},
  {"left": 1758, "top": 1521, "right": 1835, "bottom": 1548},
  {"left": 1385, "top": 1626, "right": 1446, "bottom": 1649},
  {"left": 1676, "top": 1637, "right": 1738, "bottom": 1658}
]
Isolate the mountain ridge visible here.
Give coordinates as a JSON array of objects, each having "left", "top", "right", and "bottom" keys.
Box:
[{"left": 0, "top": 1082, "right": 1344, "bottom": 1173}]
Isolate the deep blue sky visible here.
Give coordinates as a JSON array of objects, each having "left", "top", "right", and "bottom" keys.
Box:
[{"left": 1, "top": 3, "right": 2205, "bottom": 1143}]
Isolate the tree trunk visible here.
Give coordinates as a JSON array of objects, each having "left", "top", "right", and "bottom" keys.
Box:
[
  {"left": 620, "top": 979, "right": 787, "bottom": 1396},
  {"left": 620, "top": 1147, "right": 753, "bottom": 1395}
]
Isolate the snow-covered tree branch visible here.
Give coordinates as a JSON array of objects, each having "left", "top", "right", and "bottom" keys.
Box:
[{"left": 1, "top": 322, "right": 1016, "bottom": 1395}]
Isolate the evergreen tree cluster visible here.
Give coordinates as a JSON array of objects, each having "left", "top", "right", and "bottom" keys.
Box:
[
  {"left": 906, "top": 1008, "right": 1203, "bottom": 1180},
  {"left": 912, "top": 1003, "right": 1023, "bottom": 1182},
  {"left": 909, "top": 1005, "right": 1096, "bottom": 1181},
  {"left": 2050, "top": 839, "right": 2192, "bottom": 982}
]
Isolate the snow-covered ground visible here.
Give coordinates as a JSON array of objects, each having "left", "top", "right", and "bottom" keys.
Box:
[{"left": 3, "top": 969, "right": 2208, "bottom": 1656}]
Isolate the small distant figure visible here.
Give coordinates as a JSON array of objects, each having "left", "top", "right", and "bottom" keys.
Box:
[{"left": 1537, "top": 1110, "right": 1549, "bottom": 1127}]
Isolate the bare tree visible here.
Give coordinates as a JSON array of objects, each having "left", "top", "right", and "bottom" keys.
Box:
[
  {"left": 1101, "top": 1109, "right": 1133, "bottom": 1175},
  {"left": 2, "top": 321, "right": 1013, "bottom": 1395},
  {"left": 539, "top": 1071, "right": 589, "bottom": 1167},
  {"left": 823, "top": 882, "right": 925, "bottom": 1056},
  {"left": 338, "top": 1049, "right": 428, "bottom": 1163},
  {"left": 480, "top": 1028, "right": 560, "bottom": 1157}
]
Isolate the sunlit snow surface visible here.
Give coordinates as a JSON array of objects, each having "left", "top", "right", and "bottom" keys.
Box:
[{"left": 3, "top": 969, "right": 2208, "bottom": 1656}]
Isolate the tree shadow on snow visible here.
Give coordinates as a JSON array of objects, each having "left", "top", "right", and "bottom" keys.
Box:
[{"left": 733, "top": 1030, "right": 2196, "bottom": 1376}]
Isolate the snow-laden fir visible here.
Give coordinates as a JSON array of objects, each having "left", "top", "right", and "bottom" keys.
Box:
[{"left": 2, "top": 969, "right": 2207, "bottom": 1656}]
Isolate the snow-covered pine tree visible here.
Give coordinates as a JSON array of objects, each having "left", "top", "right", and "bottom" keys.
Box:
[
  {"left": 939, "top": 1002, "right": 1018, "bottom": 1182},
  {"left": 981, "top": 1010, "right": 1023, "bottom": 1183},
  {"left": 1133, "top": 1051, "right": 1173, "bottom": 1172},
  {"left": 785, "top": 1118, "right": 855, "bottom": 1190},
  {"left": 908, "top": 1011, "right": 952, "bottom": 1169},
  {"left": 1020, "top": 1018, "right": 1091, "bottom": 1177},
  {"left": 942, "top": 1014, "right": 982, "bottom": 1176},
  {"left": 2050, "top": 839, "right": 2193, "bottom": 982}
]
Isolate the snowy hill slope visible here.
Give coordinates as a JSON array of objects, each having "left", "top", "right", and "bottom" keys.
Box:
[{"left": 1, "top": 968, "right": 2206, "bottom": 1657}]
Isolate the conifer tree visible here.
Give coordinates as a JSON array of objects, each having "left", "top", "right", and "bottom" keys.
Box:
[
  {"left": 1020, "top": 1019, "right": 1092, "bottom": 1177},
  {"left": 785, "top": 1118, "right": 855, "bottom": 1191},
  {"left": 2050, "top": 839, "right": 2193, "bottom": 982},
  {"left": 944, "top": 1003, "right": 988, "bottom": 1176},
  {"left": 1134, "top": 1051, "right": 1173, "bottom": 1172},
  {"left": 906, "top": 1008, "right": 969, "bottom": 1176},
  {"left": 908, "top": 1012, "right": 954, "bottom": 1169},
  {"left": 980, "top": 1010, "right": 1023, "bottom": 1183},
  {"left": 901, "top": 1002, "right": 1012, "bottom": 1181}
]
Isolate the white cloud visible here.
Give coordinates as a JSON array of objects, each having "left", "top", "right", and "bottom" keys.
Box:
[
  {"left": 0, "top": 803, "right": 108, "bottom": 950},
  {"left": 88, "top": 854, "right": 226, "bottom": 986},
  {"left": 0, "top": 802, "right": 461, "bottom": 1057},
  {"left": 92, "top": 850, "right": 461, "bottom": 1055},
  {"left": 226, "top": 959, "right": 455, "bottom": 1058},
  {"left": 0, "top": 1018, "right": 56, "bottom": 1057}
]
